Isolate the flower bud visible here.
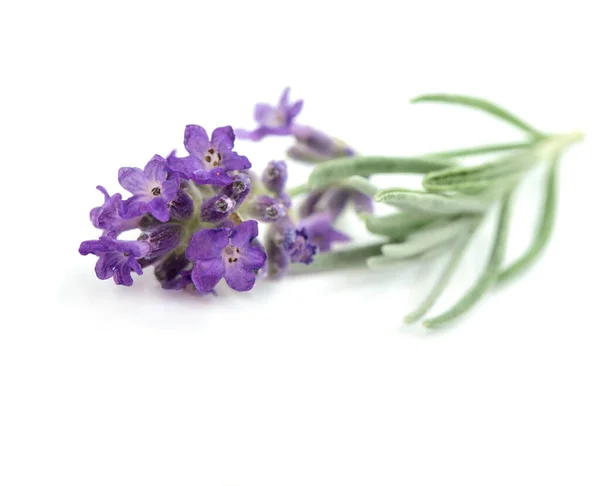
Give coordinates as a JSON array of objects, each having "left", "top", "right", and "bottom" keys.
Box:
[
  {"left": 200, "top": 195, "right": 235, "bottom": 222},
  {"left": 261, "top": 160, "right": 288, "bottom": 194},
  {"left": 168, "top": 190, "right": 194, "bottom": 220},
  {"left": 288, "top": 125, "right": 354, "bottom": 163},
  {"left": 248, "top": 195, "right": 287, "bottom": 222},
  {"left": 221, "top": 174, "right": 251, "bottom": 205},
  {"left": 139, "top": 223, "right": 183, "bottom": 259}
]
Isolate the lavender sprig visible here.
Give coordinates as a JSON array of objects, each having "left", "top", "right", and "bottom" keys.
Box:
[{"left": 79, "top": 88, "right": 583, "bottom": 328}]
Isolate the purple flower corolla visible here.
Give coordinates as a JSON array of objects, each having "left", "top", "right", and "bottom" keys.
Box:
[
  {"left": 265, "top": 217, "right": 318, "bottom": 278},
  {"left": 221, "top": 174, "right": 251, "bottom": 206},
  {"left": 79, "top": 236, "right": 150, "bottom": 286},
  {"left": 248, "top": 195, "right": 287, "bottom": 222},
  {"left": 90, "top": 186, "right": 141, "bottom": 235},
  {"left": 185, "top": 220, "right": 266, "bottom": 292},
  {"left": 168, "top": 125, "right": 251, "bottom": 186},
  {"left": 138, "top": 224, "right": 183, "bottom": 259},
  {"left": 237, "top": 88, "right": 303, "bottom": 141},
  {"left": 200, "top": 195, "right": 236, "bottom": 223},
  {"left": 119, "top": 155, "right": 180, "bottom": 222},
  {"left": 287, "top": 125, "right": 355, "bottom": 163},
  {"left": 300, "top": 212, "right": 351, "bottom": 252},
  {"left": 262, "top": 160, "right": 288, "bottom": 194}
]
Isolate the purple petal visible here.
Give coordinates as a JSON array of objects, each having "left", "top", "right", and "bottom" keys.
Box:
[
  {"left": 79, "top": 239, "right": 110, "bottom": 256},
  {"left": 120, "top": 195, "right": 150, "bottom": 219},
  {"left": 184, "top": 125, "right": 210, "bottom": 157},
  {"left": 288, "top": 100, "right": 304, "bottom": 118},
  {"left": 352, "top": 191, "right": 374, "bottom": 214},
  {"left": 240, "top": 245, "right": 266, "bottom": 269},
  {"left": 254, "top": 103, "right": 275, "bottom": 125},
  {"left": 223, "top": 265, "right": 257, "bottom": 292},
  {"left": 147, "top": 197, "right": 170, "bottom": 222},
  {"left": 109, "top": 238, "right": 150, "bottom": 258},
  {"left": 118, "top": 167, "right": 149, "bottom": 194},
  {"left": 113, "top": 260, "right": 135, "bottom": 286},
  {"left": 211, "top": 126, "right": 235, "bottom": 152},
  {"left": 221, "top": 152, "right": 251, "bottom": 172},
  {"left": 191, "top": 169, "right": 233, "bottom": 186},
  {"left": 186, "top": 228, "right": 230, "bottom": 261},
  {"left": 160, "top": 176, "right": 180, "bottom": 201},
  {"left": 95, "top": 253, "right": 120, "bottom": 280},
  {"left": 191, "top": 259, "right": 225, "bottom": 292},
  {"left": 278, "top": 87, "right": 290, "bottom": 108},
  {"left": 230, "top": 220, "right": 259, "bottom": 248},
  {"left": 167, "top": 152, "right": 201, "bottom": 179},
  {"left": 143, "top": 155, "right": 168, "bottom": 182},
  {"left": 127, "top": 256, "right": 144, "bottom": 276}
]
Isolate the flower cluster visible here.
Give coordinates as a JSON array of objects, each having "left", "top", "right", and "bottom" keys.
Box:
[
  {"left": 79, "top": 126, "right": 264, "bottom": 293},
  {"left": 79, "top": 89, "right": 372, "bottom": 294}
]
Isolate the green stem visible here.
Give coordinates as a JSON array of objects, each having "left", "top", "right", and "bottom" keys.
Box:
[
  {"left": 290, "top": 243, "right": 384, "bottom": 274},
  {"left": 287, "top": 183, "right": 311, "bottom": 197}
]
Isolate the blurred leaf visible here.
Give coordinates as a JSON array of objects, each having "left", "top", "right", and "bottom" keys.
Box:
[{"left": 411, "top": 93, "right": 543, "bottom": 138}]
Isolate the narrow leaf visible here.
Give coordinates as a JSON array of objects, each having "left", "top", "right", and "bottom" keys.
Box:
[
  {"left": 422, "top": 192, "right": 514, "bottom": 327},
  {"left": 381, "top": 218, "right": 474, "bottom": 258},
  {"left": 308, "top": 156, "right": 456, "bottom": 189},
  {"left": 404, "top": 225, "right": 476, "bottom": 324},
  {"left": 365, "top": 212, "right": 441, "bottom": 239},
  {"left": 291, "top": 243, "right": 384, "bottom": 274},
  {"left": 375, "top": 188, "right": 489, "bottom": 215},
  {"left": 423, "top": 141, "right": 534, "bottom": 159},
  {"left": 411, "top": 93, "right": 543, "bottom": 138},
  {"left": 497, "top": 155, "right": 559, "bottom": 283},
  {"left": 422, "top": 151, "right": 538, "bottom": 193}
]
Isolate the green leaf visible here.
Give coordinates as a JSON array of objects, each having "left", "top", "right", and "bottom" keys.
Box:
[
  {"left": 308, "top": 156, "right": 456, "bottom": 189},
  {"left": 291, "top": 243, "right": 384, "bottom": 274},
  {"left": 497, "top": 155, "right": 560, "bottom": 283},
  {"left": 411, "top": 93, "right": 543, "bottom": 138},
  {"left": 365, "top": 212, "right": 442, "bottom": 239},
  {"left": 375, "top": 188, "right": 489, "bottom": 215},
  {"left": 423, "top": 141, "right": 534, "bottom": 159},
  {"left": 344, "top": 176, "right": 379, "bottom": 198},
  {"left": 422, "top": 191, "right": 514, "bottom": 327},
  {"left": 381, "top": 218, "right": 474, "bottom": 258},
  {"left": 422, "top": 151, "right": 538, "bottom": 193},
  {"left": 404, "top": 224, "right": 477, "bottom": 324}
]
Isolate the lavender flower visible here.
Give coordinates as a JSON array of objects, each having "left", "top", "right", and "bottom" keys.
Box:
[
  {"left": 265, "top": 217, "right": 318, "bottom": 278},
  {"left": 79, "top": 236, "right": 150, "bottom": 286},
  {"left": 237, "top": 88, "right": 303, "bottom": 141},
  {"left": 90, "top": 186, "right": 141, "bottom": 235},
  {"left": 247, "top": 195, "right": 287, "bottom": 222},
  {"left": 200, "top": 195, "right": 236, "bottom": 223},
  {"left": 262, "top": 160, "right": 288, "bottom": 194},
  {"left": 287, "top": 125, "right": 355, "bottom": 163},
  {"left": 167, "top": 190, "right": 194, "bottom": 220},
  {"left": 300, "top": 212, "right": 351, "bottom": 252},
  {"left": 221, "top": 174, "right": 251, "bottom": 206},
  {"left": 138, "top": 224, "right": 183, "bottom": 259},
  {"left": 153, "top": 252, "right": 193, "bottom": 291},
  {"left": 185, "top": 220, "right": 266, "bottom": 292},
  {"left": 168, "top": 125, "right": 250, "bottom": 186},
  {"left": 119, "top": 155, "right": 180, "bottom": 222}
]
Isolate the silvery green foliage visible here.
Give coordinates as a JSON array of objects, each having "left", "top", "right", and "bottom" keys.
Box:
[{"left": 299, "top": 94, "right": 584, "bottom": 327}]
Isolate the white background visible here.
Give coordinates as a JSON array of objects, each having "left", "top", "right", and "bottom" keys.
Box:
[{"left": 1, "top": 1, "right": 599, "bottom": 484}]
